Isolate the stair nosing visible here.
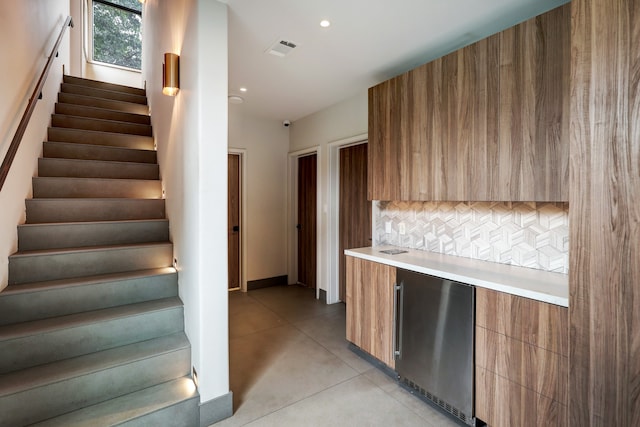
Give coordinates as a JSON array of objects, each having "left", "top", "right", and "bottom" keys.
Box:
[
  {"left": 0, "top": 297, "right": 183, "bottom": 340},
  {"left": 39, "top": 157, "right": 159, "bottom": 167}
]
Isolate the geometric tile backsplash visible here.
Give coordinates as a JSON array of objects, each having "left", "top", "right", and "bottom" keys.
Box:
[{"left": 374, "top": 201, "right": 569, "bottom": 274}]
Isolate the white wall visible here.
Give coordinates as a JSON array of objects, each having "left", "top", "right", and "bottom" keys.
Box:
[
  {"left": 0, "top": 0, "right": 71, "bottom": 290},
  {"left": 142, "top": 0, "right": 229, "bottom": 405},
  {"left": 229, "top": 106, "right": 289, "bottom": 284},
  {"left": 289, "top": 92, "right": 368, "bottom": 300}
]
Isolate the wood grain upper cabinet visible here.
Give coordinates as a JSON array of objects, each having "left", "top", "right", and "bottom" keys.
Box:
[
  {"left": 345, "top": 256, "right": 396, "bottom": 368},
  {"left": 368, "top": 4, "right": 570, "bottom": 202}
]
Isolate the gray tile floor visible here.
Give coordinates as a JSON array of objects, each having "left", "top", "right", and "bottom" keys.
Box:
[{"left": 213, "top": 285, "right": 461, "bottom": 427}]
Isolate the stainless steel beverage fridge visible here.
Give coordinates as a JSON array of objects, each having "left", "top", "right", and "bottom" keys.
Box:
[{"left": 394, "top": 268, "right": 475, "bottom": 425}]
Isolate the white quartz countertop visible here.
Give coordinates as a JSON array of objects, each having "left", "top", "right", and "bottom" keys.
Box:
[{"left": 345, "top": 245, "right": 568, "bottom": 307}]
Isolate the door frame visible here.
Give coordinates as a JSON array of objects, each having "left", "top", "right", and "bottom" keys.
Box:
[
  {"left": 228, "top": 148, "right": 248, "bottom": 292},
  {"left": 327, "top": 134, "right": 369, "bottom": 304},
  {"left": 287, "top": 146, "right": 321, "bottom": 299}
]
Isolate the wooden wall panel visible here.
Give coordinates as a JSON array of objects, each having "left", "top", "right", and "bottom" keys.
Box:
[
  {"left": 339, "top": 144, "right": 371, "bottom": 302},
  {"left": 570, "top": 0, "right": 640, "bottom": 425}
]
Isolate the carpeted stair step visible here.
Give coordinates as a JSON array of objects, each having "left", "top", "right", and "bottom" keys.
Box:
[
  {"left": 51, "top": 114, "right": 152, "bottom": 136},
  {"left": 32, "top": 176, "right": 162, "bottom": 198},
  {"left": 43, "top": 141, "right": 157, "bottom": 164},
  {"left": 0, "top": 268, "right": 177, "bottom": 326},
  {"left": 55, "top": 102, "right": 151, "bottom": 125},
  {"left": 8, "top": 242, "right": 173, "bottom": 285},
  {"left": 0, "top": 297, "right": 184, "bottom": 373},
  {"left": 26, "top": 198, "right": 165, "bottom": 223},
  {"left": 31, "top": 377, "right": 199, "bottom": 427},
  {"left": 48, "top": 127, "right": 154, "bottom": 150},
  {"left": 18, "top": 219, "right": 169, "bottom": 251},
  {"left": 0, "top": 333, "right": 191, "bottom": 426}
]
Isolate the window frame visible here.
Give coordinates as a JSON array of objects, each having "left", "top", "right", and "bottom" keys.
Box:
[{"left": 87, "top": 0, "right": 143, "bottom": 72}]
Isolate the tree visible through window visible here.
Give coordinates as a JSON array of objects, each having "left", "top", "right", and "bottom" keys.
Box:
[{"left": 92, "top": 0, "right": 142, "bottom": 70}]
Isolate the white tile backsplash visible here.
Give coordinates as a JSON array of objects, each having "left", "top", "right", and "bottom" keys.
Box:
[{"left": 374, "top": 201, "right": 569, "bottom": 274}]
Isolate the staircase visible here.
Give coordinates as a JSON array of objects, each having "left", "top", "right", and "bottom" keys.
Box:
[{"left": 0, "top": 76, "right": 199, "bottom": 426}]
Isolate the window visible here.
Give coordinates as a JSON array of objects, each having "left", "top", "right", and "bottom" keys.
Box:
[{"left": 91, "top": 0, "right": 142, "bottom": 70}]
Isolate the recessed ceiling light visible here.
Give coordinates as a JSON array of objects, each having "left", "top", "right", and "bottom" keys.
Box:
[
  {"left": 239, "top": 87, "right": 247, "bottom": 92},
  {"left": 320, "top": 20, "right": 331, "bottom": 28},
  {"left": 228, "top": 95, "right": 244, "bottom": 104}
]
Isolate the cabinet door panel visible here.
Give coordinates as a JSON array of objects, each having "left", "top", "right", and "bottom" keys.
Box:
[
  {"left": 345, "top": 256, "right": 396, "bottom": 368},
  {"left": 367, "top": 4, "right": 569, "bottom": 202},
  {"left": 476, "top": 366, "right": 567, "bottom": 427},
  {"left": 476, "top": 287, "right": 568, "bottom": 356},
  {"left": 476, "top": 326, "right": 568, "bottom": 404}
]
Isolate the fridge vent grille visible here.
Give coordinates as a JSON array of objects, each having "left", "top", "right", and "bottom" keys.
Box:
[{"left": 402, "top": 378, "right": 472, "bottom": 425}]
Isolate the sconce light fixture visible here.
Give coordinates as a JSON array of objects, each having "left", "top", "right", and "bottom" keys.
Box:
[{"left": 162, "top": 53, "right": 180, "bottom": 96}]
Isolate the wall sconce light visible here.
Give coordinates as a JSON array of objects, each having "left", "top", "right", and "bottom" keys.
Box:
[{"left": 162, "top": 53, "right": 180, "bottom": 96}]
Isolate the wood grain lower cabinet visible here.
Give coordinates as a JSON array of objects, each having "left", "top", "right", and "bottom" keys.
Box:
[
  {"left": 475, "top": 288, "right": 568, "bottom": 427},
  {"left": 345, "top": 256, "right": 396, "bottom": 368}
]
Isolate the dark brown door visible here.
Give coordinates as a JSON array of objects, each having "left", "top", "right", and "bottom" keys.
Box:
[
  {"left": 228, "top": 154, "right": 241, "bottom": 290},
  {"left": 297, "top": 153, "right": 317, "bottom": 289},
  {"left": 339, "top": 143, "right": 371, "bottom": 301}
]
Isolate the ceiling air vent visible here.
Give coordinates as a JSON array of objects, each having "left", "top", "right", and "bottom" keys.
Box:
[{"left": 266, "top": 39, "right": 298, "bottom": 57}]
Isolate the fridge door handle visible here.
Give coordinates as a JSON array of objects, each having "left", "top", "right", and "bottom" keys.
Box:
[{"left": 393, "top": 281, "right": 403, "bottom": 359}]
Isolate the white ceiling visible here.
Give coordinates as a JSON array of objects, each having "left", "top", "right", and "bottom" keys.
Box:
[{"left": 224, "top": 0, "right": 568, "bottom": 122}]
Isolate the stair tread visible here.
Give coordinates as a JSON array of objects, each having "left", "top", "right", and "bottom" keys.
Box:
[
  {"left": 58, "top": 92, "right": 149, "bottom": 115},
  {"left": 48, "top": 127, "right": 153, "bottom": 140},
  {"left": 44, "top": 140, "right": 155, "bottom": 153},
  {"left": 18, "top": 218, "right": 169, "bottom": 230},
  {"left": 39, "top": 156, "right": 158, "bottom": 166},
  {"left": 30, "top": 377, "right": 198, "bottom": 427},
  {"left": 62, "top": 83, "right": 147, "bottom": 105},
  {"left": 0, "top": 297, "right": 182, "bottom": 340},
  {"left": 10, "top": 241, "right": 173, "bottom": 258},
  {"left": 52, "top": 113, "right": 153, "bottom": 131},
  {"left": 0, "top": 267, "right": 176, "bottom": 295},
  {"left": 33, "top": 176, "right": 160, "bottom": 183},
  {"left": 63, "top": 75, "right": 146, "bottom": 96},
  {"left": 0, "top": 333, "right": 189, "bottom": 396},
  {"left": 56, "top": 102, "right": 151, "bottom": 121}
]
